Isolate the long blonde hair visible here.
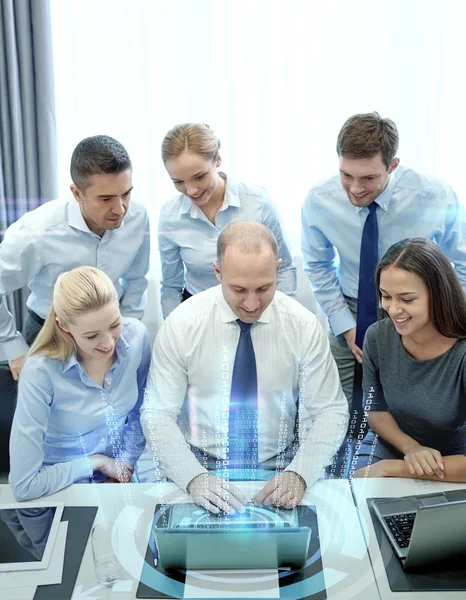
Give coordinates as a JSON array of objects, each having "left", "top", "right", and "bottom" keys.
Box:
[
  {"left": 161, "top": 123, "right": 220, "bottom": 163},
  {"left": 29, "top": 267, "right": 119, "bottom": 361}
]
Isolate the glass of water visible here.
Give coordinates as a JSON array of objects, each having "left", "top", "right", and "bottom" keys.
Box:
[{"left": 91, "top": 523, "right": 121, "bottom": 587}]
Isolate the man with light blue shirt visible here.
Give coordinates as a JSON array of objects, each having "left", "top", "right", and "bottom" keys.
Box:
[
  {"left": 301, "top": 112, "right": 466, "bottom": 405},
  {"left": 0, "top": 135, "right": 150, "bottom": 380}
]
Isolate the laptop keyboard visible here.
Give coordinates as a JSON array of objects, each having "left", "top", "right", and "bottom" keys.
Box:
[
  {"left": 167, "top": 504, "right": 298, "bottom": 529},
  {"left": 173, "top": 521, "right": 291, "bottom": 529},
  {"left": 383, "top": 512, "right": 416, "bottom": 548}
]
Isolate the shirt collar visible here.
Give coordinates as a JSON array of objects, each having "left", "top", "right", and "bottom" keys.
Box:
[
  {"left": 67, "top": 197, "right": 95, "bottom": 234},
  {"left": 62, "top": 332, "right": 130, "bottom": 373},
  {"left": 67, "top": 197, "right": 127, "bottom": 238},
  {"left": 177, "top": 194, "right": 194, "bottom": 215},
  {"left": 355, "top": 171, "right": 396, "bottom": 214},
  {"left": 223, "top": 174, "right": 242, "bottom": 208},
  {"left": 178, "top": 172, "right": 241, "bottom": 218},
  {"left": 215, "top": 285, "right": 272, "bottom": 325}
]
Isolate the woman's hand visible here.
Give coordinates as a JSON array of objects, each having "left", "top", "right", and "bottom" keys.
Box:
[
  {"left": 403, "top": 446, "right": 444, "bottom": 479},
  {"left": 352, "top": 461, "right": 389, "bottom": 478},
  {"left": 90, "top": 454, "right": 134, "bottom": 482}
]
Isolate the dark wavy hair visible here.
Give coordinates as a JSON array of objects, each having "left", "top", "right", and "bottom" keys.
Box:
[{"left": 376, "top": 238, "right": 466, "bottom": 338}]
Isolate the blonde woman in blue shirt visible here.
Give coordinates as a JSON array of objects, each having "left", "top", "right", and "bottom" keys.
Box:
[
  {"left": 159, "top": 123, "right": 297, "bottom": 318},
  {"left": 9, "top": 266, "right": 151, "bottom": 501}
]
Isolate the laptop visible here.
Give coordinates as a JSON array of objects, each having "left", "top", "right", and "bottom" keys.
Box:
[
  {"left": 370, "top": 489, "right": 466, "bottom": 570},
  {"left": 153, "top": 503, "right": 313, "bottom": 569}
]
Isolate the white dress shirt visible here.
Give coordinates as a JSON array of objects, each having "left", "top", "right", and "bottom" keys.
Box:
[
  {"left": 158, "top": 174, "right": 297, "bottom": 318},
  {"left": 141, "top": 285, "right": 349, "bottom": 491},
  {"left": 0, "top": 197, "right": 150, "bottom": 361}
]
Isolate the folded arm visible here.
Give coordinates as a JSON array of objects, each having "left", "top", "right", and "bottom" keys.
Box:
[
  {"left": 359, "top": 455, "right": 466, "bottom": 482},
  {"left": 9, "top": 361, "right": 93, "bottom": 501},
  {"left": 367, "top": 411, "right": 423, "bottom": 455}
]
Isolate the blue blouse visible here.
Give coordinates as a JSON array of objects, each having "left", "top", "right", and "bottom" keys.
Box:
[
  {"left": 9, "top": 318, "right": 151, "bottom": 500},
  {"left": 158, "top": 174, "right": 297, "bottom": 318}
]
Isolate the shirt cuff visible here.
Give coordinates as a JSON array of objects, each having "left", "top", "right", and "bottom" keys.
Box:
[
  {"left": 177, "top": 463, "right": 208, "bottom": 493},
  {"left": 71, "top": 456, "right": 93, "bottom": 482},
  {"left": 2, "top": 334, "right": 29, "bottom": 361},
  {"left": 329, "top": 306, "right": 356, "bottom": 337},
  {"left": 284, "top": 463, "right": 325, "bottom": 491}
]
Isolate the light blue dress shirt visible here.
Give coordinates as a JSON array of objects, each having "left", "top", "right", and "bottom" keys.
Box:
[
  {"left": 301, "top": 166, "right": 466, "bottom": 337},
  {"left": 0, "top": 198, "right": 150, "bottom": 361},
  {"left": 158, "top": 174, "right": 297, "bottom": 318},
  {"left": 9, "top": 318, "right": 151, "bottom": 501}
]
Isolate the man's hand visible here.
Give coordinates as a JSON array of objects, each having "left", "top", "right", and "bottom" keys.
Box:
[
  {"left": 8, "top": 356, "right": 26, "bottom": 381},
  {"left": 90, "top": 454, "right": 134, "bottom": 482},
  {"left": 343, "top": 328, "right": 362, "bottom": 364},
  {"left": 404, "top": 446, "right": 444, "bottom": 479},
  {"left": 187, "top": 473, "right": 247, "bottom": 514},
  {"left": 253, "top": 471, "right": 306, "bottom": 508}
]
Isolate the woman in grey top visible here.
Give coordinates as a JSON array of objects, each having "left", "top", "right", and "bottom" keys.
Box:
[{"left": 353, "top": 238, "right": 466, "bottom": 482}]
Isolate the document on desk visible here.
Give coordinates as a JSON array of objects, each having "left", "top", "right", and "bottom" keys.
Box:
[
  {"left": 0, "top": 521, "right": 68, "bottom": 590},
  {"left": 184, "top": 569, "right": 280, "bottom": 598},
  {"left": 1, "top": 585, "right": 37, "bottom": 600}
]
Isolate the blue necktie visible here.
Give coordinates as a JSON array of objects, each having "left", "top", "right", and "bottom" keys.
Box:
[
  {"left": 356, "top": 202, "right": 379, "bottom": 349},
  {"left": 228, "top": 319, "right": 258, "bottom": 478}
]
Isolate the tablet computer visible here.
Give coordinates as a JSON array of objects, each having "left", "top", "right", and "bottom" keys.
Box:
[{"left": 0, "top": 502, "right": 64, "bottom": 571}]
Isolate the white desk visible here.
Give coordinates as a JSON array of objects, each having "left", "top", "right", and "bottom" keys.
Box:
[
  {"left": 0, "top": 479, "right": 379, "bottom": 599},
  {"left": 352, "top": 477, "right": 466, "bottom": 600}
]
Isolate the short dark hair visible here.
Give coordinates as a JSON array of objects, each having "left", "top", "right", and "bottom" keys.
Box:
[
  {"left": 376, "top": 238, "right": 466, "bottom": 338},
  {"left": 337, "top": 112, "right": 399, "bottom": 169},
  {"left": 70, "top": 135, "right": 132, "bottom": 191}
]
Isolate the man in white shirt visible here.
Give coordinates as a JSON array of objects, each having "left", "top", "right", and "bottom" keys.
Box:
[
  {"left": 142, "top": 222, "right": 348, "bottom": 513},
  {"left": 0, "top": 135, "right": 150, "bottom": 380}
]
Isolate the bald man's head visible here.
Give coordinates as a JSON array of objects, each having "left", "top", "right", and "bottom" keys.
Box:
[
  {"left": 213, "top": 222, "right": 282, "bottom": 322},
  {"left": 216, "top": 222, "right": 279, "bottom": 267}
]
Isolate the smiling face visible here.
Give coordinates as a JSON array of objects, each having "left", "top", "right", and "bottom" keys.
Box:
[
  {"left": 70, "top": 169, "right": 133, "bottom": 236},
  {"left": 58, "top": 300, "right": 123, "bottom": 363},
  {"left": 164, "top": 151, "right": 225, "bottom": 209},
  {"left": 339, "top": 152, "right": 399, "bottom": 208},
  {"left": 379, "top": 266, "right": 434, "bottom": 339},
  {"left": 213, "top": 245, "right": 281, "bottom": 323}
]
